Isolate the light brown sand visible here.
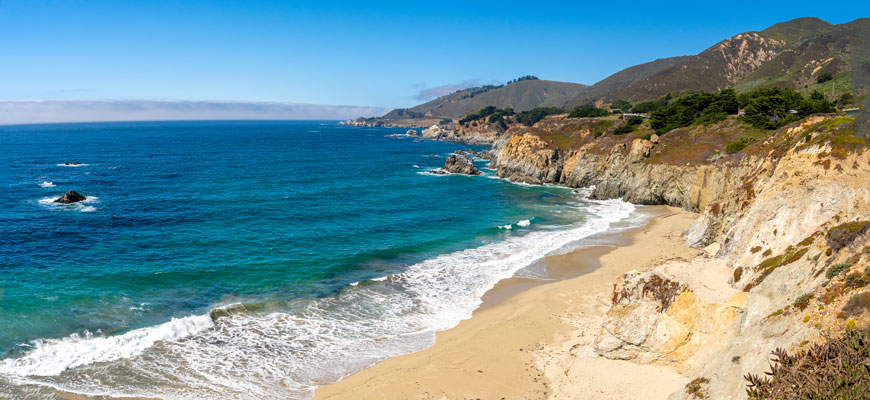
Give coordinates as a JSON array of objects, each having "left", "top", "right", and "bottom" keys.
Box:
[{"left": 315, "top": 206, "right": 699, "bottom": 400}]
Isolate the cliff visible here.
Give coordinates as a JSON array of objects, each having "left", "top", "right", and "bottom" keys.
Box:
[{"left": 487, "top": 113, "right": 870, "bottom": 398}]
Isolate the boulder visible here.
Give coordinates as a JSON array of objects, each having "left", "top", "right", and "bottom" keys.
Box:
[
  {"left": 422, "top": 125, "right": 446, "bottom": 138},
  {"left": 54, "top": 190, "right": 87, "bottom": 204},
  {"left": 406, "top": 129, "right": 419, "bottom": 137}
]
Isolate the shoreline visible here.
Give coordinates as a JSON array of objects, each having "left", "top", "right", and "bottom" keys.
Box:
[{"left": 315, "top": 206, "right": 700, "bottom": 399}]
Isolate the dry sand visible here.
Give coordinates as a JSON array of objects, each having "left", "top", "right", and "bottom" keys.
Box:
[{"left": 315, "top": 206, "right": 700, "bottom": 400}]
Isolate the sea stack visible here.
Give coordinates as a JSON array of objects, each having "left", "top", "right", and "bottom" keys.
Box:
[
  {"left": 438, "top": 150, "right": 482, "bottom": 175},
  {"left": 54, "top": 190, "right": 87, "bottom": 204}
]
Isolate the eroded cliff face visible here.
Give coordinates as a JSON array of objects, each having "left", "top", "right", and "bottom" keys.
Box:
[{"left": 490, "top": 114, "right": 870, "bottom": 398}]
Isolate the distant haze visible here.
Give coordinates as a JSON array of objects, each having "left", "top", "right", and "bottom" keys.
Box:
[{"left": 0, "top": 100, "right": 388, "bottom": 125}]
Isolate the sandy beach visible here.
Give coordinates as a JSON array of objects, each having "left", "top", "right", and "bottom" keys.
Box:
[{"left": 315, "top": 206, "right": 700, "bottom": 400}]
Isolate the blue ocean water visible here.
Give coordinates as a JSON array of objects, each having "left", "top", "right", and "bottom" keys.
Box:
[{"left": 0, "top": 121, "right": 636, "bottom": 399}]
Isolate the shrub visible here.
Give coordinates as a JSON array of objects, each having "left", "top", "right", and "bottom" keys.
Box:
[
  {"left": 685, "top": 377, "right": 710, "bottom": 399},
  {"left": 826, "top": 263, "right": 851, "bottom": 279},
  {"left": 745, "top": 328, "right": 870, "bottom": 399},
  {"left": 613, "top": 124, "right": 635, "bottom": 135},
  {"left": 817, "top": 72, "right": 834, "bottom": 84},
  {"left": 725, "top": 137, "right": 755, "bottom": 154},
  {"left": 640, "top": 133, "right": 653, "bottom": 140},
  {"left": 793, "top": 293, "right": 814, "bottom": 310},
  {"left": 827, "top": 221, "right": 870, "bottom": 252}
]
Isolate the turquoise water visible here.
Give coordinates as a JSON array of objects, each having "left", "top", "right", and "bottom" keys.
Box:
[{"left": 0, "top": 121, "right": 636, "bottom": 399}]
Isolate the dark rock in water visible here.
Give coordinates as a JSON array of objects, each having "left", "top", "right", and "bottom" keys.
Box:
[
  {"left": 64, "top": 162, "right": 82, "bottom": 166},
  {"left": 428, "top": 169, "right": 448, "bottom": 175},
  {"left": 440, "top": 150, "right": 482, "bottom": 175},
  {"left": 54, "top": 190, "right": 87, "bottom": 204}
]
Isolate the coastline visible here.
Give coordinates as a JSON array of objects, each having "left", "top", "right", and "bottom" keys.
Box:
[{"left": 315, "top": 206, "right": 699, "bottom": 399}]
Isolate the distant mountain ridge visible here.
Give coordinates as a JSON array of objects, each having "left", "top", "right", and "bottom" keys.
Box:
[
  {"left": 368, "top": 17, "right": 866, "bottom": 126},
  {"left": 382, "top": 78, "right": 588, "bottom": 121}
]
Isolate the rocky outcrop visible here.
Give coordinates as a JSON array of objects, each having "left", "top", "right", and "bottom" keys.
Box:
[
  {"left": 405, "top": 129, "right": 419, "bottom": 137},
  {"left": 54, "top": 190, "right": 86, "bottom": 204},
  {"left": 432, "top": 151, "right": 482, "bottom": 175}
]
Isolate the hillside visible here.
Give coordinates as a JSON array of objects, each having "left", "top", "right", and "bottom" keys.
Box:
[
  {"left": 372, "top": 79, "right": 587, "bottom": 126},
  {"left": 594, "top": 17, "right": 870, "bottom": 103},
  {"left": 351, "top": 17, "right": 866, "bottom": 129}
]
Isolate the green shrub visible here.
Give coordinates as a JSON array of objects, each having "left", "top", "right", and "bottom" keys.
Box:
[
  {"left": 640, "top": 133, "right": 653, "bottom": 140},
  {"left": 725, "top": 137, "right": 755, "bottom": 154},
  {"left": 826, "top": 263, "right": 851, "bottom": 279},
  {"left": 817, "top": 72, "right": 833, "bottom": 84},
  {"left": 793, "top": 293, "right": 814, "bottom": 310},
  {"left": 745, "top": 328, "right": 870, "bottom": 399}
]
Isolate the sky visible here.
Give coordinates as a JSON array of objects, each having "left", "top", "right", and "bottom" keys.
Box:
[{"left": 0, "top": 1, "right": 867, "bottom": 122}]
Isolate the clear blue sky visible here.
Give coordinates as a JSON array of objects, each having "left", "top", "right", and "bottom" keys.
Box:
[{"left": 0, "top": 1, "right": 866, "bottom": 109}]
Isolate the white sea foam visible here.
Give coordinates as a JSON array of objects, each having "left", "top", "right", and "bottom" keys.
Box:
[
  {"left": 0, "top": 314, "right": 214, "bottom": 376},
  {"left": 80, "top": 206, "right": 97, "bottom": 213},
  {"left": 498, "top": 224, "right": 512, "bottom": 230},
  {"left": 517, "top": 219, "right": 531, "bottom": 227},
  {"left": 56, "top": 163, "right": 89, "bottom": 167},
  {"left": 3, "top": 197, "right": 637, "bottom": 399},
  {"left": 38, "top": 181, "right": 55, "bottom": 188},
  {"left": 349, "top": 282, "right": 359, "bottom": 287}
]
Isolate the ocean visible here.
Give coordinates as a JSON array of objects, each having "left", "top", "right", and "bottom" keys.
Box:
[{"left": 0, "top": 121, "right": 639, "bottom": 399}]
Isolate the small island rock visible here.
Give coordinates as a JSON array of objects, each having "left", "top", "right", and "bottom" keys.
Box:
[
  {"left": 54, "top": 190, "right": 87, "bottom": 204},
  {"left": 433, "top": 150, "right": 482, "bottom": 175}
]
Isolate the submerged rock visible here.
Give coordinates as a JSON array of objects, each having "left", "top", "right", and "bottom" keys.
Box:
[
  {"left": 64, "top": 162, "right": 82, "bottom": 166},
  {"left": 441, "top": 150, "right": 482, "bottom": 175},
  {"left": 54, "top": 190, "right": 87, "bottom": 204}
]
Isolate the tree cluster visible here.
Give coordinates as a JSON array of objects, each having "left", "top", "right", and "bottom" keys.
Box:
[
  {"left": 567, "top": 104, "right": 610, "bottom": 118},
  {"left": 507, "top": 75, "right": 540, "bottom": 84},
  {"left": 738, "top": 88, "right": 835, "bottom": 130},
  {"left": 649, "top": 89, "right": 738, "bottom": 134},
  {"left": 517, "top": 107, "right": 563, "bottom": 126},
  {"left": 459, "top": 106, "right": 515, "bottom": 125}
]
